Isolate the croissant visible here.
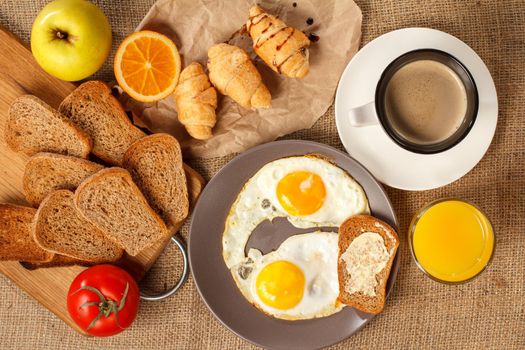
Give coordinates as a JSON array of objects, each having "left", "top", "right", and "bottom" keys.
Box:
[
  {"left": 207, "top": 43, "right": 271, "bottom": 109},
  {"left": 174, "top": 62, "right": 218, "bottom": 140},
  {"left": 246, "top": 5, "right": 310, "bottom": 79}
]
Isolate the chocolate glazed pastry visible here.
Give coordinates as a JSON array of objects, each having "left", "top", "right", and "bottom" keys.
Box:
[{"left": 246, "top": 5, "right": 310, "bottom": 78}]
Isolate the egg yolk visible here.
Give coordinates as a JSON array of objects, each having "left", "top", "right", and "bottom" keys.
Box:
[
  {"left": 255, "top": 260, "right": 305, "bottom": 310},
  {"left": 276, "top": 171, "right": 326, "bottom": 216}
]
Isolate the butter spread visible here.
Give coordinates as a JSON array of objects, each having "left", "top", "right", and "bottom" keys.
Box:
[{"left": 340, "top": 231, "right": 390, "bottom": 297}]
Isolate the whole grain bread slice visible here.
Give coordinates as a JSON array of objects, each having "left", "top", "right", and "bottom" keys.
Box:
[
  {"left": 23, "top": 153, "right": 104, "bottom": 207},
  {"left": 5, "top": 95, "right": 92, "bottom": 158},
  {"left": 20, "top": 254, "right": 90, "bottom": 270},
  {"left": 123, "top": 133, "right": 189, "bottom": 232},
  {"left": 0, "top": 203, "right": 53, "bottom": 262},
  {"left": 33, "top": 190, "right": 123, "bottom": 262},
  {"left": 58, "top": 81, "right": 145, "bottom": 165},
  {"left": 74, "top": 167, "right": 168, "bottom": 256},
  {"left": 337, "top": 215, "right": 399, "bottom": 314}
]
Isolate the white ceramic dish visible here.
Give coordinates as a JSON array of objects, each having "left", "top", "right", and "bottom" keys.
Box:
[{"left": 335, "top": 28, "right": 498, "bottom": 191}]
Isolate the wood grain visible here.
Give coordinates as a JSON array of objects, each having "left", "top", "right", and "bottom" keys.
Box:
[{"left": 0, "top": 26, "right": 204, "bottom": 335}]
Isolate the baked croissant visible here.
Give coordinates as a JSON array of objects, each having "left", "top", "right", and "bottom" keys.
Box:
[
  {"left": 246, "top": 5, "right": 310, "bottom": 79},
  {"left": 207, "top": 43, "right": 271, "bottom": 109},
  {"left": 174, "top": 62, "right": 218, "bottom": 140}
]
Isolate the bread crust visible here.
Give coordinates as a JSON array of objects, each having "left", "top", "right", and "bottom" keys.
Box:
[
  {"left": 33, "top": 190, "right": 123, "bottom": 262},
  {"left": 5, "top": 95, "right": 92, "bottom": 158},
  {"left": 122, "top": 133, "right": 189, "bottom": 232},
  {"left": 73, "top": 167, "right": 168, "bottom": 256},
  {"left": 23, "top": 152, "right": 104, "bottom": 207},
  {"left": 337, "top": 215, "right": 399, "bottom": 314},
  {"left": 0, "top": 203, "right": 54, "bottom": 262},
  {"left": 58, "top": 81, "right": 145, "bottom": 165},
  {"left": 20, "top": 254, "right": 90, "bottom": 270}
]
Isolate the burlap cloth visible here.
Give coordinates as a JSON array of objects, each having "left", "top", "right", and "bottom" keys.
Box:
[{"left": 1, "top": 1, "right": 524, "bottom": 349}]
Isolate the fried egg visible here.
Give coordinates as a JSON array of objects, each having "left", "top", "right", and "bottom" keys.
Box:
[
  {"left": 231, "top": 231, "right": 343, "bottom": 320},
  {"left": 223, "top": 155, "right": 369, "bottom": 268}
]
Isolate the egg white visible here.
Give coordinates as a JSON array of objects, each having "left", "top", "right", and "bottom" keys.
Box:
[
  {"left": 256, "top": 156, "right": 369, "bottom": 228},
  {"left": 223, "top": 155, "right": 370, "bottom": 268},
  {"left": 230, "top": 231, "right": 343, "bottom": 320}
]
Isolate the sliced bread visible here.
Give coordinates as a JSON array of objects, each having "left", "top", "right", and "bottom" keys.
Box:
[
  {"left": 58, "top": 81, "right": 145, "bottom": 165},
  {"left": 23, "top": 153, "right": 104, "bottom": 207},
  {"left": 33, "top": 190, "right": 123, "bottom": 262},
  {"left": 0, "top": 203, "right": 53, "bottom": 262},
  {"left": 5, "top": 95, "right": 92, "bottom": 157},
  {"left": 20, "top": 254, "right": 89, "bottom": 270},
  {"left": 123, "top": 133, "right": 189, "bottom": 232},
  {"left": 337, "top": 215, "right": 399, "bottom": 314},
  {"left": 74, "top": 167, "right": 168, "bottom": 256}
]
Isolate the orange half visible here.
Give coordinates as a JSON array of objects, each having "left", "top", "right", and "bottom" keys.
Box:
[{"left": 114, "top": 30, "right": 181, "bottom": 102}]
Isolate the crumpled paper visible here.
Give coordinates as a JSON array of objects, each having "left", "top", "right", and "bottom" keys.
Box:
[{"left": 118, "top": 0, "right": 362, "bottom": 158}]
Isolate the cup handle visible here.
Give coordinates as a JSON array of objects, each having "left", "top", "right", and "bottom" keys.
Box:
[{"left": 348, "top": 101, "right": 379, "bottom": 127}]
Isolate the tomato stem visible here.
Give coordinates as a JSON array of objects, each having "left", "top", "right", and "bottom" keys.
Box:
[
  {"left": 72, "top": 283, "right": 130, "bottom": 331},
  {"left": 118, "top": 283, "right": 129, "bottom": 312}
]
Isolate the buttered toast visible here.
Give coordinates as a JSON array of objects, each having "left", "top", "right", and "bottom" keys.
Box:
[{"left": 337, "top": 215, "right": 399, "bottom": 314}]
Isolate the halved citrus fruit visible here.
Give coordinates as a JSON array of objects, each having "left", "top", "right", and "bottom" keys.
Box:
[{"left": 114, "top": 30, "right": 181, "bottom": 102}]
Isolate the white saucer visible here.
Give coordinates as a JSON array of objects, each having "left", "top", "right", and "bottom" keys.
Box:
[{"left": 335, "top": 28, "right": 498, "bottom": 191}]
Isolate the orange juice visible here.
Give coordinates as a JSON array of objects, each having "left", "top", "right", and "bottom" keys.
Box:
[{"left": 409, "top": 199, "right": 494, "bottom": 283}]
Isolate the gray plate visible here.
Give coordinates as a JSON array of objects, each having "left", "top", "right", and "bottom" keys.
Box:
[{"left": 189, "top": 140, "right": 399, "bottom": 350}]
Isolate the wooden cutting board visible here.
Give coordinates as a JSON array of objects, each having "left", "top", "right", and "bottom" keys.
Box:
[{"left": 0, "top": 26, "right": 204, "bottom": 334}]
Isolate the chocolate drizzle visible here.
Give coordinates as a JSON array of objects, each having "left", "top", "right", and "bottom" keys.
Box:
[
  {"left": 255, "top": 28, "right": 281, "bottom": 49},
  {"left": 247, "top": 13, "right": 269, "bottom": 31},
  {"left": 249, "top": 6, "right": 310, "bottom": 75},
  {"left": 308, "top": 33, "right": 320, "bottom": 42},
  {"left": 276, "top": 28, "right": 295, "bottom": 51},
  {"left": 261, "top": 24, "right": 271, "bottom": 34},
  {"left": 247, "top": 13, "right": 271, "bottom": 48},
  {"left": 274, "top": 53, "right": 294, "bottom": 74}
]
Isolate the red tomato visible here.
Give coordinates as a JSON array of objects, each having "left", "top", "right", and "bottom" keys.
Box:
[{"left": 67, "top": 264, "right": 140, "bottom": 336}]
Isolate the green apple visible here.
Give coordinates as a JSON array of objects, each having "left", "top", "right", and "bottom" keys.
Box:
[{"left": 31, "top": 0, "right": 112, "bottom": 81}]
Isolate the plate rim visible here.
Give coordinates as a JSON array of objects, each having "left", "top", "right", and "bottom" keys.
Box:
[{"left": 188, "top": 140, "right": 399, "bottom": 350}]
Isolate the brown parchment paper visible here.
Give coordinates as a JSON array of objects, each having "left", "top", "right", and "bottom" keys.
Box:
[{"left": 117, "top": 0, "right": 362, "bottom": 158}]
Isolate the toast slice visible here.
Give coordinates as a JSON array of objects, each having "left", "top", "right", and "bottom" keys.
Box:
[
  {"left": 5, "top": 95, "right": 92, "bottom": 158},
  {"left": 74, "top": 167, "right": 168, "bottom": 256},
  {"left": 0, "top": 203, "right": 53, "bottom": 262},
  {"left": 33, "top": 190, "right": 123, "bottom": 262},
  {"left": 23, "top": 153, "right": 104, "bottom": 207},
  {"left": 337, "top": 215, "right": 399, "bottom": 314},
  {"left": 58, "top": 81, "right": 145, "bottom": 165},
  {"left": 20, "top": 254, "right": 90, "bottom": 270},
  {"left": 123, "top": 133, "right": 189, "bottom": 232}
]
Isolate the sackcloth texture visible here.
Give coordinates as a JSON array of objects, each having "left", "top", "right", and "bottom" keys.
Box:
[{"left": 0, "top": 0, "right": 523, "bottom": 349}]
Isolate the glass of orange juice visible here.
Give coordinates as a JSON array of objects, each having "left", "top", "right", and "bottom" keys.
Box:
[{"left": 408, "top": 198, "right": 495, "bottom": 284}]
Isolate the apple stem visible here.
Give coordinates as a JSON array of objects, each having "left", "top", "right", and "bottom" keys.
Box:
[{"left": 56, "top": 31, "right": 67, "bottom": 40}]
